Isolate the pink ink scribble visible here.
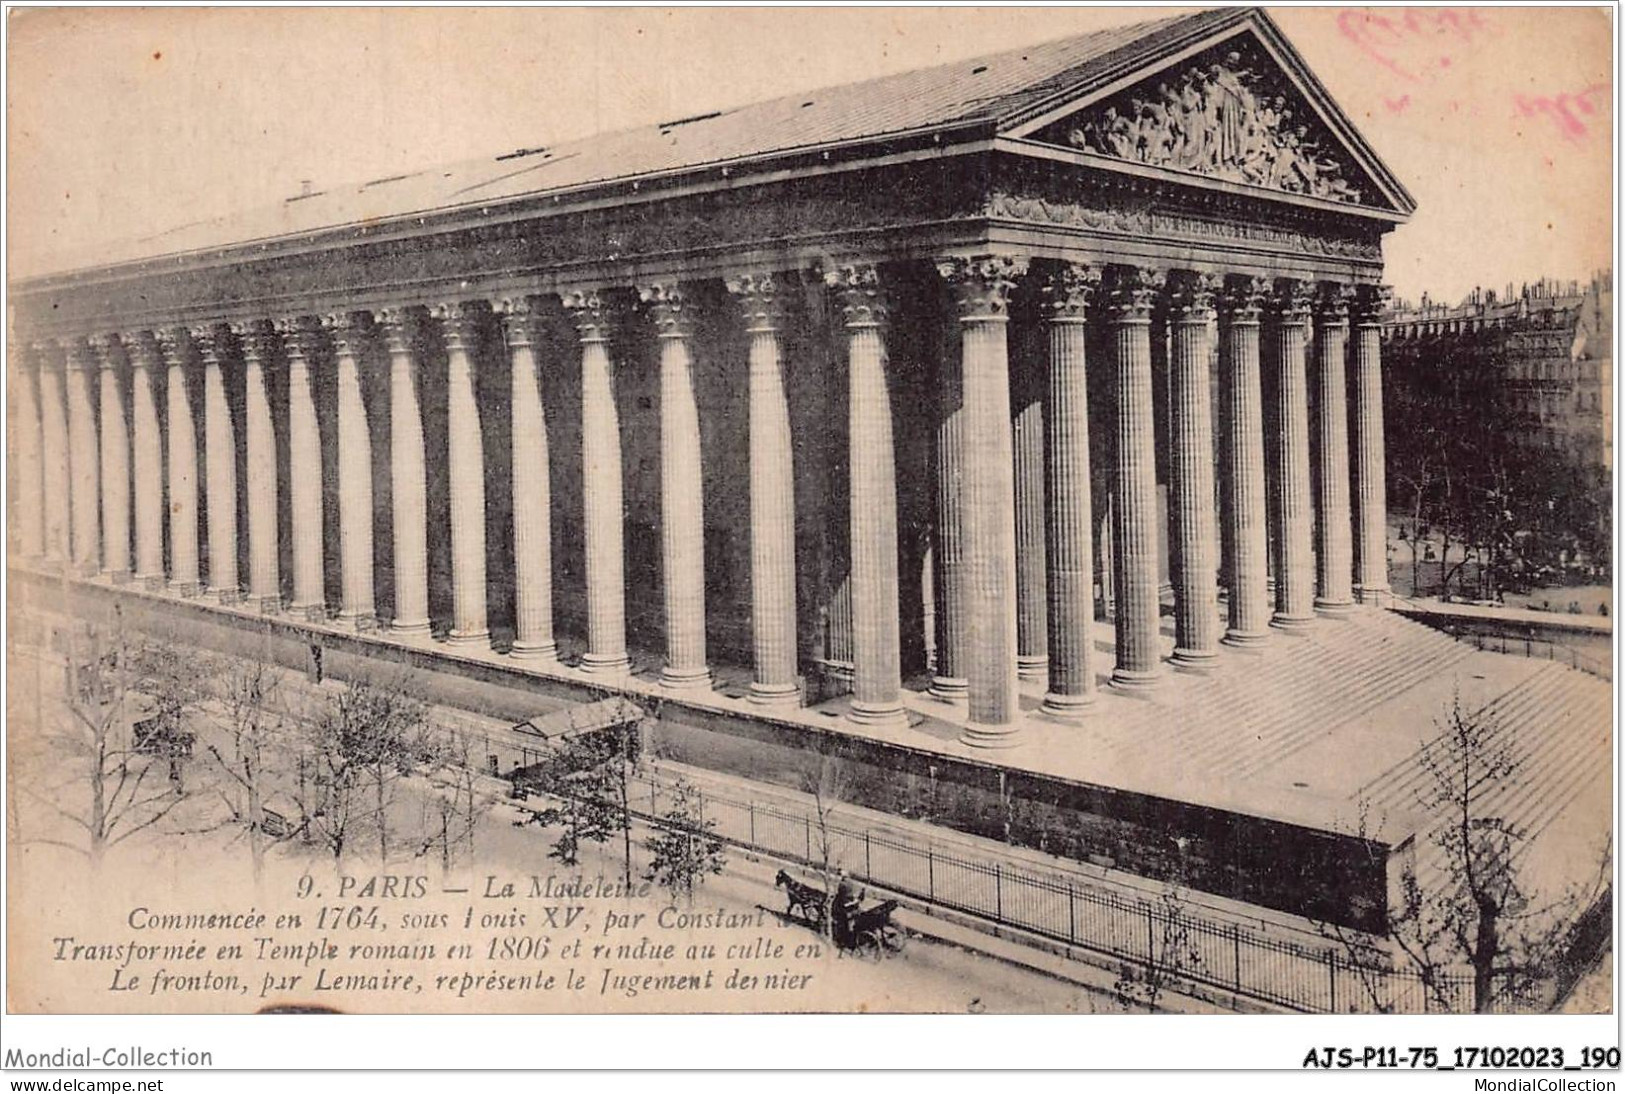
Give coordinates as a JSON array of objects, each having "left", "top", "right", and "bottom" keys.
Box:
[
  {"left": 1337, "top": 8, "right": 1494, "bottom": 85},
  {"left": 1384, "top": 94, "right": 1412, "bottom": 114},
  {"left": 1515, "top": 84, "right": 1612, "bottom": 141}
]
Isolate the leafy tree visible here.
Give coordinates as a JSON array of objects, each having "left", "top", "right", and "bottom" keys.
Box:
[{"left": 644, "top": 777, "right": 727, "bottom": 902}]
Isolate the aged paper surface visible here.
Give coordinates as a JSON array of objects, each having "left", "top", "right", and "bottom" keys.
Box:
[{"left": 4, "top": 5, "right": 1613, "bottom": 1024}]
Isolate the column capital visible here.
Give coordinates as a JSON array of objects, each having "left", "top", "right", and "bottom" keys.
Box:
[
  {"left": 375, "top": 306, "right": 418, "bottom": 354},
  {"left": 637, "top": 281, "right": 695, "bottom": 340},
  {"left": 87, "top": 333, "right": 123, "bottom": 369},
  {"left": 823, "top": 262, "right": 887, "bottom": 329},
  {"left": 563, "top": 288, "right": 616, "bottom": 343},
  {"left": 492, "top": 296, "right": 536, "bottom": 348},
  {"left": 321, "top": 310, "right": 371, "bottom": 356},
  {"left": 1037, "top": 262, "right": 1101, "bottom": 323},
  {"left": 725, "top": 270, "right": 788, "bottom": 332},
  {"left": 126, "top": 331, "right": 165, "bottom": 371},
  {"left": 1166, "top": 270, "right": 1222, "bottom": 322},
  {"left": 1219, "top": 274, "right": 1270, "bottom": 324},
  {"left": 27, "top": 337, "right": 65, "bottom": 370},
  {"left": 187, "top": 322, "right": 227, "bottom": 363},
  {"left": 1268, "top": 278, "right": 1315, "bottom": 323},
  {"left": 1314, "top": 282, "right": 1355, "bottom": 324},
  {"left": 229, "top": 319, "right": 279, "bottom": 364},
  {"left": 1352, "top": 284, "right": 1393, "bottom": 325},
  {"left": 1102, "top": 266, "right": 1165, "bottom": 323},
  {"left": 64, "top": 337, "right": 99, "bottom": 372},
  {"left": 936, "top": 254, "right": 1029, "bottom": 321},
  {"left": 272, "top": 315, "right": 321, "bottom": 362}
]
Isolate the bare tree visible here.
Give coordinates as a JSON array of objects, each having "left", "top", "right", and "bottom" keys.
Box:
[
  {"left": 202, "top": 653, "right": 295, "bottom": 887},
  {"left": 801, "top": 753, "right": 851, "bottom": 944},
  {"left": 303, "top": 678, "right": 427, "bottom": 863},
  {"left": 1113, "top": 883, "right": 1204, "bottom": 1013},
  {"left": 415, "top": 728, "right": 503, "bottom": 881},
  {"left": 21, "top": 611, "right": 207, "bottom": 866}
]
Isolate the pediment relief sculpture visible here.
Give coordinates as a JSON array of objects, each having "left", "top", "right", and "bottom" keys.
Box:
[{"left": 1042, "top": 43, "right": 1371, "bottom": 206}]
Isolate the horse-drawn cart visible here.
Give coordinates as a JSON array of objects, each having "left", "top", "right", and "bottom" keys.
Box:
[{"left": 774, "top": 869, "right": 905, "bottom": 957}]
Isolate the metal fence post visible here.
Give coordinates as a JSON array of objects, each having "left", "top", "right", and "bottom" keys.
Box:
[
  {"left": 748, "top": 801, "right": 756, "bottom": 848},
  {"left": 927, "top": 846, "right": 935, "bottom": 902},
  {"left": 994, "top": 863, "right": 1003, "bottom": 923},
  {"left": 804, "top": 815, "right": 812, "bottom": 861},
  {"left": 1233, "top": 925, "right": 1242, "bottom": 993},
  {"left": 864, "top": 831, "right": 871, "bottom": 879},
  {"left": 1327, "top": 950, "right": 1338, "bottom": 1013},
  {"left": 1145, "top": 905, "right": 1156, "bottom": 963},
  {"left": 1067, "top": 882, "right": 1076, "bottom": 944}
]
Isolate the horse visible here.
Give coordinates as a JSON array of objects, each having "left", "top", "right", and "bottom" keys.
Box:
[{"left": 774, "top": 869, "right": 826, "bottom": 927}]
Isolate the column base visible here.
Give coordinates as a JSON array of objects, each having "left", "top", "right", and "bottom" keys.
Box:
[
  {"left": 1108, "top": 667, "right": 1162, "bottom": 695},
  {"left": 1040, "top": 690, "right": 1096, "bottom": 719},
  {"left": 1170, "top": 647, "right": 1220, "bottom": 673},
  {"left": 338, "top": 611, "right": 378, "bottom": 633},
  {"left": 252, "top": 594, "right": 282, "bottom": 615},
  {"left": 1270, "top": 613, "right": 1315, "bottom": 632},
  {"left": 960, "top": 721, "right": 1020, "bottom": 750},
  {"left": 169, "top": 580, "right": 202, "bottom": 598},
  {"left": 391, "top": 618, "right": 432, "bottom": 638},
  {"left": 1015, "top": 655, "right": 1049, "bottom": 683},
  {"left": 138, "top": 573, "right": 166, "bottom": 592},
  {"left": 1314, "top": 597, "right": 1358, "bottom": 617},
  {"left": 1221, "top": 629, "right": 1270, "bottom": 650},
  {"left": 660, "top": 665, "right": 713, "bottom": 692},
  {"left": 1357, "top": 585, "right": 1393, "bottom": 607},
  {"left": 292, "top": 602, "right": 327, "bottom": 623},
  {"left": 846, "top": 698, "right": 908, "bottom": 730},
  {"left": 509, "top": 639, "right": 560, "bottom": 663},
  {"left": 580, "top": 651, "right": 632, "bottom": 678},
  {"left": 748, "top": 681, "right": 801, "bottom": 708},
  {"left": 106, "top": 570, "right": 132, "bottom": 585},
  {"left": 927, "top": 676, "right": 969, "bottom": 703},
  {"left": 211, "top": 587, "right": 246, "bottom": 605},
  {"left": 444, "top": 628, "right": 490, "bottom": 648}
]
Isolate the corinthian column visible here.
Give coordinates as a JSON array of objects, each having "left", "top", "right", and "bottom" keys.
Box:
[
  {"left": 1039, "top": 263, "right": 1100, "bottom": 715},
  {"left": 1167, "top": 271, "right": 1221, "bottom": 668},
  {"left": 727, "top": 271, "right": 799, "bottom": 706},
  {"left": 92, "top": 336, "right": 130, "bottom": 581},
  {"left": 1219, "top": 276, "right": 1270, "bottom": 646},
  {"left": 128, "top": 334, "right": 165, "bottom": 587},
  {"left": 1268, "top": 279, "right": 1316, "bottom": 630},
  {"left": 497, "top": 297, "right": 557, "bottom": 662},
  {"left": 324, "top": 311, "right": 375, "bottom": 628},
  {"left": 1313, "top": 284, "right": 1356, "bottom": 613},
  {"left": 233, "top": 320, "right": 281, "bottom": 612},
  {"left": 13, "top": 344, "right": 45, "bottom": 561},
  {"left": 1352, "top": 285, "right": 1392, "bottom": 604},
  {"left": 641, "top": 282, "right": 711, "bottom": 690},
  {"left": 826, "top": 264, "right": 906, "bottom": 729},
  {"left": 65, "top": 339, "right": 101, "bottom": 574},
  {"left": 432, "top": 301, "right": 488, "bottom": 645},
  {"left": 565, "top": 290, "right": 630, "bottom": 678},
  {"left": 194, "top": 324, "right": 240, "bottom": 601},
  {"left": 276, "top": 317, "right": 326, "bottom": 618},
  {"left": 380, "top": 308, "right": 430, "bottom": 636},
  {"left": 1013, "top": 302, "right": 1049, "bottom": 687},
  {"left": 36, "top": 341, "right": 70, "bottom": 569},
  {"left": 938, "top": 255, "right": 1027, "bottom": 745},
  {"left": 159, "top": 330, "right": 200, "bottom": 595},
  {"left": 930, "top": 283, "right": 969, "bottom": 704},
  {"left": 1105, "top": 267, "right": 1166, "bottom": 690}
]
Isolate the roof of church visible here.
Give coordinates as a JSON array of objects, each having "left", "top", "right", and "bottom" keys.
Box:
[{"left": 32, "top": 6, "right": 1408, "bottom": 280}]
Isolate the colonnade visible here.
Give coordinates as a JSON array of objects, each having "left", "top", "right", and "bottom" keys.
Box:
[{"left": 11, "top": 256, "right": 1391, "bottom": 746}]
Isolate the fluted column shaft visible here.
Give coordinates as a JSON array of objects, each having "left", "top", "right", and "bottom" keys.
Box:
[
  {"left": 129, "top": 340, "right": 165, "bottom": 586},
  {"left": 14, "top": 350, "right": 45, "bottom": 560},
  {"left": 436, "top": 303, "right": 488, "bottom": 644},
  {"left": 1107, "top": 268, "right": 1165, "bottom": 689},
  {"left": 235, "top": 323, "right": 280, "bottom": 611},
  {"left": 1168, "top": 273, "right": 1221, "bottom": 666},
  {"left": 730, "top": 272, "right": 799, "bottom": 705},
  {"left": 569, "top": 292, "right": 631, "bottom": 676},
  {"left": 327, "top": 314, "right": 375, "bottom": 626},
  {"left": 160, "top": 332, "right": 200, "bottom": 594},
  {"left": 38, "top": 346, "right": 71, "bottom": 567},
  {"left": 828, "top": 265, "right": 905, "bottom": 728},
  {"left": 1313, "top": 287, "right": 1355, "bottom": 612},
  {"left": 499, "top": 299, "right": 556, "bottom": 660},
  {"left": 1220, "top": 278, "right": 1270, "bottom": 644},
  {"left": 380, "top": 310, "right": 430, "bottom": 635},
  {"left": 930, "top": 310, "right": 969, "bottom": 702},
  {"left": 278, "top": 319, "right": 325, "bottom": 616},
  {"left": 94, "top": 338, "right": 131, "bottom": 579},
  {"left": 1040, "top": 265, "right": 1100, "bottom": 714},
  {"left": 1352, "top": 286, "right": 1392, "bottom": 602},
  {"left": 1269, "top": 281, "right": 1315, "bottom": 629},
  {"left": 941, "top": 256, "right": 1027, "bottom": 743},
  {"left": 197, "top": 327, "right": 239, "bottom": 599},
  {"left": 642, "top": 283, "right": 710, "bottom": 689},
  {"left": 1013, "top": 338, "right": 1048, "bottom": 684},
  {"left": 66, "top": 343, "right": 100, "bottom": 574}
]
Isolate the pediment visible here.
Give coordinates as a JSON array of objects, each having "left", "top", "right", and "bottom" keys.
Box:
[{"left": 1011, "top": 25, "right": 1409, "bottom": 216}]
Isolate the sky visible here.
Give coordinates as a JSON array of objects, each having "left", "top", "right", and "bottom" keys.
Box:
[{"left": 5, "top": 5, "right": 1615, "bottom": 304}]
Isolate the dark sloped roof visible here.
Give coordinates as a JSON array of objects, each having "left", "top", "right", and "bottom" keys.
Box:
[{"left": 38, "top": 7, "right": 1244, "bottom": 277}]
